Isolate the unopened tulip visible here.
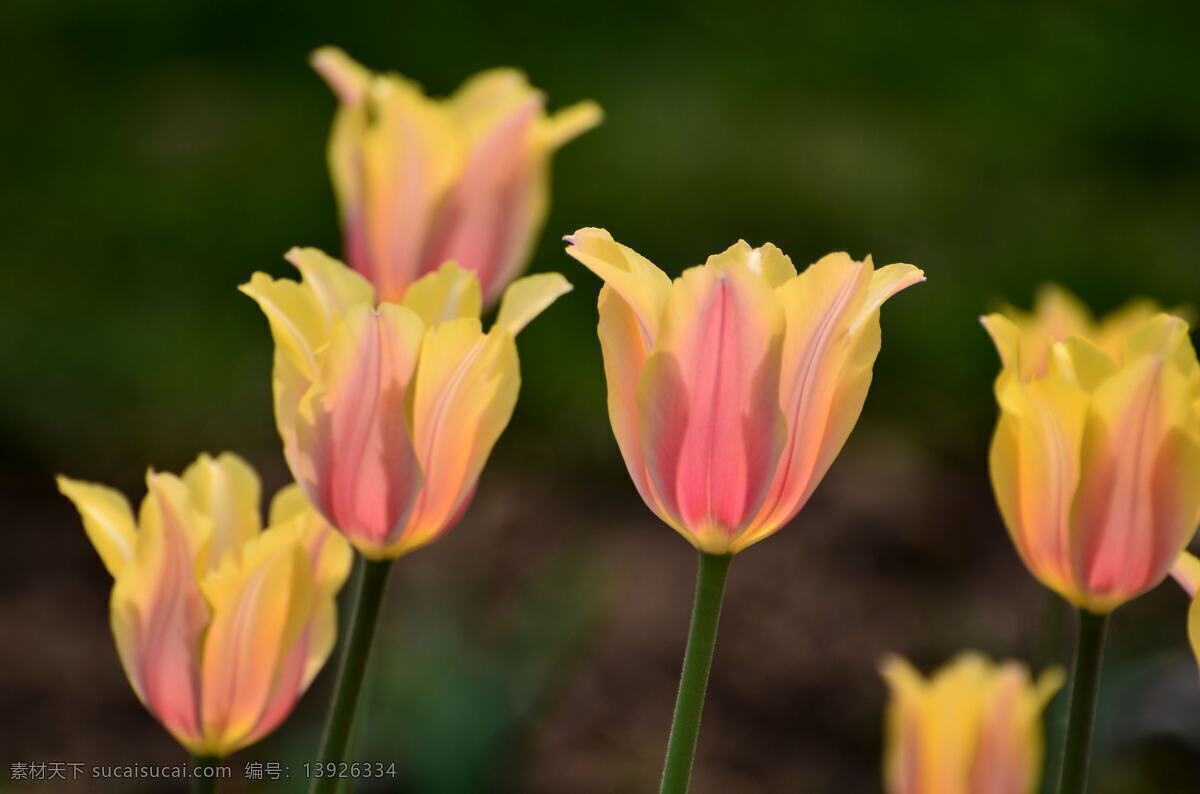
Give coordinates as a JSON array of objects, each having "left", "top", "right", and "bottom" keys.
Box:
[
  {"left": 881, "top": 653, "right": 1062, "bottom": 794},
  {"left": 57, "top": 452, "right": 352, "bottom": 757},
  {"left": 565, "top": 228, "right": 923, "bottom": 554},
  {"left": 983, "top": 290, "right": 1200, "bottom": 613},
  {"left": 311, "top": 47, "right": 602, "bottom": 305},
  {"left": 241, "top": 248, "right": 569, "bottom": 559}
]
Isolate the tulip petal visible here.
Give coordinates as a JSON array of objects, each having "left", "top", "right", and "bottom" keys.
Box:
[
  {"left": 748, "top": 254, "right": 895, "bottom": 540},
  {"left": 239, "top": 273, "right": 326, "bottom": 380},
  {"left": 596, "top": 284, "right": 671, "bottom": 523},
  {"left": 402, "top": 261, "right": 482, "bottom": 326},
  {"left": 200, "top": 525, "right": 313, "bottom": 755},
  {"left": 113, "top": 472, "right": 209, "bottom": 752},
  {"left": 638, "top": 264, "right": 785, "bottom": 551},
  {"left": 183, "top": 452, "right": 262, "bottom": 571},
  {"left": 305, "top": 304, "right": 425, "bottom": 555},
  {"left": 704, "top": 240, "right": 797, "bottom": 288},
  {"left": 244, "top": 505, "right": 351, "bottom": 747},
  {"left": 310, "top": 46, "right": 371, "bottom": 107},
  {"left": 401, "top": 319, "right": 519, "bottom": 554},
  {"left": 495, "top": 271, "right": 572, "bottom": 335},
  {"left": 1073, "top": 356, "right": 1191, "bottom": 606},
  {"left": 57, "top": 476, "right": 137, "bottom": 577},
  {"left": 420, "top": 95, "right": 542, "bottom": 304},
  {"left": 565, "top": 228, "right": 671, "bottom": 345},
  {"left": 359, "top": 78, "right": 463, "bottom": 302},
  {"left": 283, "top": 247, "right": 376, "bottom": 325},
  {"left": 991, "top": 374, "right": 1090, "bottom": 606},
  {"left": 1172, "top": 551, "right": 1200, "bottom": 598},
  {"left": 542, "top": 100, "right": 604, "bottom": 149}
]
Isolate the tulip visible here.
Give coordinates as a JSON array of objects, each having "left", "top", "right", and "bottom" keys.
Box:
[
  {"left": 565, "top": 228, "right": 922, "bottom": 794},
  {"left": 983, "top": 287, "right": 1200, "bottom": 794},
  {"left": 57, "top": 452, "right": 352, "bottom": 758},
  {"left": 565, "top": 227, "right": 924, "bottom": 555},
  {"left": 311, "top": 47, "right": 602, "bottom": 306},
  {"left": 240, "top": 248, "right": 570, "bottom": 560},
  {"left": 242, "top": 250, "right": 569, "bottom": 783},
  {"left": 880, "top": 653, "right": 1062, "bottom": 794},
  {"left": 982, "top": 292, "right": 1200, "bottom": 613}
]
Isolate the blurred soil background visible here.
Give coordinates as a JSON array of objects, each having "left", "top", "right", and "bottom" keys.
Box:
[{"left": 3, "top": 1, "right": 1200, "bottom": 791}]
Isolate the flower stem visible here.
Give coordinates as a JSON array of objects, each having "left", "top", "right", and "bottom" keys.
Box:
[
  {"left": 660, "top": 551, "right": 733, "bottom": 794},
  {"left": 1056, "top": 608, "right": 1109, "bottom": 794},
  {"left": 311, "top": 558, "right": 393, "bottom": 794},
  {"left": 190, "top": 755, "right": 218, "bottom": 794}
]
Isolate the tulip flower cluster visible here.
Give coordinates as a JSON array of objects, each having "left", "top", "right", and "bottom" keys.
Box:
[
  {"left": 51, "top": 39, "right": 1200, "bottom": 794},
  {"left": 58, "top": 49, "right": 586, "bottom": 776},
  {"left": 58, "top": 453, "right": 351, "bottom": 758}
]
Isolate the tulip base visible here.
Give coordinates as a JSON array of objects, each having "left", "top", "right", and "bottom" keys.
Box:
[
  {"left": 1056, "top": 608, "right": 1109, "bottom": 794},
  {"left": 660, "top": 551, "right": 732, "bottom": 794},
  {"left": 312, "top": 558, "right": 393, "bottom": 794}
]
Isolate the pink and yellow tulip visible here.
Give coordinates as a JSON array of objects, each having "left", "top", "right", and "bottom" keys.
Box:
[
  {"left": 57, "top": 452, "right": 352, "bottom": 757},
  {"left": 565, "top": 228, "right": 923, "bottom": 554},
  {"left": 983, "top": 287, "right": 1200, "bottom": 613},
  {"left": 881, "top": 653, "right": 1062, "bottom": 794},
  {"left": 312, "top": 47, "right": 602, "bottom": 306},
  {"left": 241, "top": 249, "right": 569, "bottom": 559}
]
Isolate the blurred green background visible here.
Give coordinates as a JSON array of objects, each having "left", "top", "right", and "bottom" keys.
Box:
[{"left": 3, "top": 1, "right": 1199, "bottom": 792}]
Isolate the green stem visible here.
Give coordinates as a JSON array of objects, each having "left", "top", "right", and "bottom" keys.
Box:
[
  {"left": 311, "top": 558, "right": 393, "bottom": 794},
  {"left": 1056, "top": 608, "right": 1109, "bottom": 794},
  {"left": 190, "top": 755, "right": 218, "bottom": 794},
  {"left": 660, "top": 551, "right": 733, "bottom": 794}
]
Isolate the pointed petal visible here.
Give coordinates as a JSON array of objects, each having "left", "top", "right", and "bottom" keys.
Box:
[
  {"left": 310, "top": 46, "right": 371, "bottom": 107},
  {"left": 542, "top": 100, "right": 604, "bottom": 149},
  {"left": 57, "top": 476, "right": 137, "bottom": 577},
  {"left": 747, "top": 253, "right": 874, "bottom": 537},
  {"left": 402, "top": 261, "right": 482, "bottom": 326},
  {"left": 182, "top": 452, "right": 261, "bottom": 571},
  {"left": 564, "top": 228, "right": 671, "bottom": 344},
  {"left": 399, "top": 319, "right": 519, "bottom": 555},
  {"left": 495, "top": 271, "right": 572, "bottom": 335},
  {"left": 283, "top": 247, "right": 375, "bottom": 324},
  {"left": 239, "top": 272, "right": 326, "bottom": 381}
]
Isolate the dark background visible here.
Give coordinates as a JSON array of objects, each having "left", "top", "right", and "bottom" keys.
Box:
[{"left": 4, "top": 1, "right": 1200, "bottom": 791}]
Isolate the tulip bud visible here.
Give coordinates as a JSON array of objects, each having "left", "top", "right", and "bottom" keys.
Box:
[
  {"left": 881, "top": 653, "right": 1062, "bottom": 794},
  {"left": 983, "top": 288, "right": 1200, "bottom": 612},
  {"left": 565, "top": 228, "right": 922, "bottom": 553},
  {"left": 311, "top": 47, "right": 602, "bottom": 305},
  {"left": 242, "top": 250, "right": 570, "bottom": 558},
  {"left": 57, "top": 452, "right": 352, "bottom": 757}
]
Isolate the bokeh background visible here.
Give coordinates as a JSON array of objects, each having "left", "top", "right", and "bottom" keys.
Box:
[{"left": 4, "top": 1, "right": 1200, "bottom": 791}]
